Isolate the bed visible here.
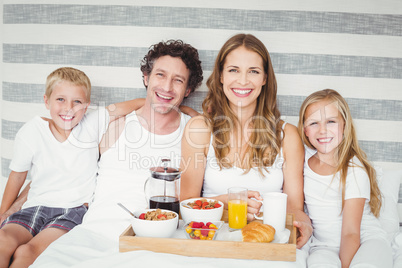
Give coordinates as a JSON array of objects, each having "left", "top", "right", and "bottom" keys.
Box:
[{"left": 1, "top": 1, "right": 401, "bottom": 267}]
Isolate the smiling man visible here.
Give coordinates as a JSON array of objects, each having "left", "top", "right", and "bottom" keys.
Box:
[{"left": 82, "top": 39, "right": 204, "bottom": 240}]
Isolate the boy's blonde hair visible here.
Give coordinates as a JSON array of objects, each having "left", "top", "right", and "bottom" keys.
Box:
[
  {"left": 45, "top": 67, "right": 91, "bottom": 101},
  {"left": 298, "top": 89, "right": 382, "bottom": 217}
]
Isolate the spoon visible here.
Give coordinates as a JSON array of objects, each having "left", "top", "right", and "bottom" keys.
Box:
[
  {"left": 117, "top": 202, "right": 135, "bottom": 217},
  {"left": 182, "top": 203, "right": 193, "bottom": 209}
]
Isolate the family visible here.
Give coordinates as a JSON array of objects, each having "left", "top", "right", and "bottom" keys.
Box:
[{"left": 0, "top": 33, "right": 393, "bottom": 268}]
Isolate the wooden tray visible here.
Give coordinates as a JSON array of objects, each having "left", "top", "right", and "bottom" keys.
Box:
[{"left": 119, "top": 212, "right": 296, "bottom": 261}]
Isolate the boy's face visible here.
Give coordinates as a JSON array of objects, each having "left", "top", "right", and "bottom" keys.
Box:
[
  {"left": 143, "top": 55, "right": 191, "bottom": 115},
  {"left": 44, "top": 81, "right": 90, "bottom": 133}
]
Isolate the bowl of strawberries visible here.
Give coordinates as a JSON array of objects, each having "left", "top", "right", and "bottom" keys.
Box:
[
  {"left": 180, "top": 198, "right": 224, "bottom": 223},
  {"left": 183, "top": 220, "right": 223, "bottom": 240}
]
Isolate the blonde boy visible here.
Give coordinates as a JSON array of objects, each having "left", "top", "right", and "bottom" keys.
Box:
[{"left": 0, "top": 67, "right": 132, "bottom": 268}]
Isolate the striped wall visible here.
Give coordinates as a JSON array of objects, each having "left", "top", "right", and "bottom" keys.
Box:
[{"left": 1, "top": 1, "right": 402, "bottom": 210}]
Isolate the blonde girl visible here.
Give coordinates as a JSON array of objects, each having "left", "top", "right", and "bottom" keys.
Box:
[{"left": 298, "top": 89, "right": 392, "bottom": 268}]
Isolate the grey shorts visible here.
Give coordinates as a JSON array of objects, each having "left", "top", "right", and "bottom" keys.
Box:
[{"left": 0, "top": 205, "right": 88, "bottom": 236}]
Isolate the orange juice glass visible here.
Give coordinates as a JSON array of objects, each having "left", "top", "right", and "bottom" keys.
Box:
[{"left": 228, "top": 187, "right": 248, "bottom": 230}]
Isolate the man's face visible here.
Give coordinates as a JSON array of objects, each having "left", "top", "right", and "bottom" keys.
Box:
[{"left": 144, "top": 55, "right": 191, "bottom": 115}]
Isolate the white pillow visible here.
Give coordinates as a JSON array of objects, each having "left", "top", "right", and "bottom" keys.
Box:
[{"left": 377, "top": 167, "right": 402, "bottom": 242}]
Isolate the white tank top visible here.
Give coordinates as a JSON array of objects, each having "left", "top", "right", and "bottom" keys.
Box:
[
  {"left": 81, "top": 111, "right": 190, "bottom": 241},
  {"left": 202, "top": 123, "right": 286, "bottom": 197}
]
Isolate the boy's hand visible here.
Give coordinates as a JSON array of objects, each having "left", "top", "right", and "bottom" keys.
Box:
[
  {"left": 0, "top": 211, "right": 12, "bottom": 225},
  {"left": 179, "top": 105, "right": 200, "bottom": 117},
  {"left": 0, "top": 180, "right": 30, "bottom": 225}
]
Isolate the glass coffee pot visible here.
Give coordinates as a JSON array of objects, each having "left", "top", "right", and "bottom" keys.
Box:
[{"left": 144, "top": 159, "right": 181, "bottom": 214}]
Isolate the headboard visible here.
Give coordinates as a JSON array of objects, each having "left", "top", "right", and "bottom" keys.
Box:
[{"left": 1, "top": 1, "right": 401, "bottom": 217}]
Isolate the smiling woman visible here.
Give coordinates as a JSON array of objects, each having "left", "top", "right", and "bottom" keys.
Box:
[
  {"left": 221, "top": 46, "right": 267, "bottom": 111},
  {"left": 180, "top": 33, "right": 312, "bottom": 251}
]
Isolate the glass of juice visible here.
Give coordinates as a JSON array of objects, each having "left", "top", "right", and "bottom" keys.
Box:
[{"left": 228, "top": 187, "right": 248, "bottom": 231}]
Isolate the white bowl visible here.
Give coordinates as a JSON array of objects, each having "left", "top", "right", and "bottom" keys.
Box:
[
  {"left": 130, "top": 209, "right": 178, "bottom": 238},
  {"left": 180, "top": 198, "right": 224, "bottom": 223}
]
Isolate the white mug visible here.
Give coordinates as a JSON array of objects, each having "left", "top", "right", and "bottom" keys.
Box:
[{"left": 254, "top": 192, "right": 287, "bottom": 233}]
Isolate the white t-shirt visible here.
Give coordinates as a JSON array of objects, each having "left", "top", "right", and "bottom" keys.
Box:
[
  {"left": 80, "top": 111, "right": 191, "bottom": 241},
  {"left": 304, "top": 151, "right": 387, "bottom": 248},
  {"left": 9, "top": 107, "right": 109, "bottom": 209}
]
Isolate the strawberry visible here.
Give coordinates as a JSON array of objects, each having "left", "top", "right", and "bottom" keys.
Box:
[
  {"left": 192, "top": 222, "right": 204, "bottom": 228},
  {"left": 193, "top": 205, "right": 201, "bottom": 209},
  {"left": 157, "top": 214, "right": 166, "bottom": 219},
  {"left": 201, "top": 225, "right": 209, "bottom": 236},
  {"left": 139, "top": 213, "right": 145, "bottom": 220},
  {"left": 195, "top": 200, "right": 202, "bottom": 207},
  {"left": 214, "top": 203, "right": 221, "bottom": 208}
]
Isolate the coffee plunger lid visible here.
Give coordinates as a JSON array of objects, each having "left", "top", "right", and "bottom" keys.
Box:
[{"left": 149, "top": 158, "right": 181, "bottom": 181}]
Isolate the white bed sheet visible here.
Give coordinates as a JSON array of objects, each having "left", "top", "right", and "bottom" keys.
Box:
[{"left": 31, "top": 226, "right": 308, "bottom": 268}]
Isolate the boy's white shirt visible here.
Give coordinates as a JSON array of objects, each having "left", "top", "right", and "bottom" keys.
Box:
[{"left": 9, "top": 107, "right": 109, "bottom": 209}]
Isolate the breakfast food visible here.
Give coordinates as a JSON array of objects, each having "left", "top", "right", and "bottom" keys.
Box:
[
  {"left": 185, "top": 221, "right": 219, "bottom": 240},
  {"left": 187, "top": 198, "right": 222, "bottom": 209},
  {"left": 138, "top": 209, "right": 176, "bottom": 221},
  {"left": 241, "top": 221, "right": 275, "bottom": 243}
]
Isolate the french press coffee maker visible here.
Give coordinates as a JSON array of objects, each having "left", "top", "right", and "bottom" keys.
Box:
[{"left": 144, "top": 159, "right": 181, "bottom": 214}]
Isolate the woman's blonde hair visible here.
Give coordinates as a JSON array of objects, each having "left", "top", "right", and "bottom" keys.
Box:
[
  {"left": 202, "top": 33, "right": 282, "bottom": 175},
  {"left": 298, "top": 89, "right": 382, "bottom": 217},
  {"left": 45, "top": 67, "right": 91, "bottom": 101}
]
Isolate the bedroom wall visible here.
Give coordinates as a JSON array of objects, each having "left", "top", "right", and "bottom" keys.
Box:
[{"left": 1, "top": 0, "right": 401, "bottom": 203}]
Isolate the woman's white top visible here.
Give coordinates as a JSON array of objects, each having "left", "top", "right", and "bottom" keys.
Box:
[{"left": 202, "top": 123, "right": 286, "bottom": 196}]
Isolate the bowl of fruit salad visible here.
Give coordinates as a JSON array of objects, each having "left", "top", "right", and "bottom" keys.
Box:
[
  {"left": 130, "top": 208, "right": 178, "bottom": 238},
  {"left": 184, "top": 221, "right": 223, "bottom": 240},
  {"left": 180, "top": 198, "right": 223, "bottom": 223}
]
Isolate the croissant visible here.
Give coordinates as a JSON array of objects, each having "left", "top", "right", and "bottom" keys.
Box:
[{"left": 241, "top": 221, "right": 275, "bottom": 243}]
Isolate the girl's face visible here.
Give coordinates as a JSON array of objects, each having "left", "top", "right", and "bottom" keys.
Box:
[
  {"left": 220, "top": 46, "right": 266, "bottom": 112},
  {"left": 303, "top": 100, "right": 345, "bottom": 157}
]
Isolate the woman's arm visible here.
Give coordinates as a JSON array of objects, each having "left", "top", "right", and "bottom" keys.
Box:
[
  {"left": 281, "top": 123, "right": 312, "bottom": 249},
  {"left": 180, "top": 116, "right": 210, "bottom": 200},
  {"left": 340, "top": 198, "right": 364, "bottom": 268}
]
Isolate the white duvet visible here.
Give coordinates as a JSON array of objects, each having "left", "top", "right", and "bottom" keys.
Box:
[
  {"left": 29, "top": 159, "right": 402, "bottom": 268},
  {"left": 30, "top": 224, "right": 309, "bottom": 268}
]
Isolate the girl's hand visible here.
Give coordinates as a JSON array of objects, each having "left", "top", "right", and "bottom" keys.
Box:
[
  {"left": 293, "top": 220, "right": 313, "bottom": 249},
  {"left": 247, "top": 190, "right": 263, "bottom": 222}
]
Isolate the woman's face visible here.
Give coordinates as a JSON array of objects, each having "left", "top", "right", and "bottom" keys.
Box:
[{"left": 220, "top": 46, "right": 266, "bottom": 112}]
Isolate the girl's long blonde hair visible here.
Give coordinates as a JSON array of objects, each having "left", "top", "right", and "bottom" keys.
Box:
[
  {"left": 298, "top": 89, "right": 382, "bottom": 217},
  {"left": 202, "top": 34, "right": 282, "bottom": 175}
]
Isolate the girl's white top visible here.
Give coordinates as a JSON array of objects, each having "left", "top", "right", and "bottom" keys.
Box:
[{"left": 304, "top": 149, "right": 387, "bottom": 248}]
